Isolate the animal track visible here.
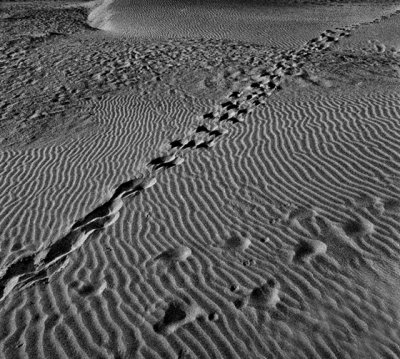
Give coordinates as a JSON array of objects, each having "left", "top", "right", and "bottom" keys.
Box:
[
  {"left": 284, "top": 202, "right": 381, "bottom": 266},
  {"left": 3, "top": 15, "right": 391, "bottom": 303},
  {"left": 155, "top": 26, "right": 351, "bottom": 169},
  {"left": 0, "top": 173, "right": 155, "bottom": 302}
]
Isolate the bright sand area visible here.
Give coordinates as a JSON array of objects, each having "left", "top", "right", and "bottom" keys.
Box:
[{"left": 1, "top": 0, "right": 400, "bottom": 358}]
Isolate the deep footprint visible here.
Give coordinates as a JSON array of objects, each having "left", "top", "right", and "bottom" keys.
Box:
[{"left": 72, "top": 197, "right": 123, "bottom": 229}]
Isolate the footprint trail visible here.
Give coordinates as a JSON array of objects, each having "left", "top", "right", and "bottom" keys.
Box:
[{"left": 0, "top": 11, "right": 397, "bottom": 306}]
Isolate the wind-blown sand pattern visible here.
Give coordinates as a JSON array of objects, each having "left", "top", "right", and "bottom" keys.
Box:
[{"left": 1, "top": 0, "right": 400, "bottom": 358}]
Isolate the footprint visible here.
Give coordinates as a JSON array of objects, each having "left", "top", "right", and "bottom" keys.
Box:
[
  {"left": 170, "top": 139, "right": 184, "bottom": 149},
  {"left": 203, "top": 112, "right": 215, "bottom": 120},
  {"left": 181, "top": 138, "right": 199, "bottom": 150},
  {"left": 237, "top": 108, "right": 248, "bottom": 116},
  {"left": 82, "top": 211, "right": 120, "bottom": 232},
  {"left": 72, "top": 197, "right": 123, "bottom": 229},
  {"left": 342, "top": 216, "right": 374, "bottom": 237},
  {"left": 0, "top": 254, "right": 36, "bottom": 302},
  {"left": 229, "top": 91, "right": 241, "bottom": 99},
  {"left": 149, "top": 153, "right": 177, "bottom": 167},
  {"left": 112, "top": 178, "right": 143, "bottom": 199},
  {"left": 197, "top": 138, "right": 217, "bottom": 149},
  {"left": 218, "top": 234, "right": 251, "bottom": 252},
  {"left": 154, "top": 156, "right": 184, "bottom": 170},
  {"left": 11, "top": 242, "right": 23, "bottom": 252},
  {"left": 250, "top": 82, "right": 262, "bottom": 89},
  {"left": 255, "top": 97, "right": 266, "bottom": 105},
  {"left": 154, "top": 246, "right": 192, "bottom": 264},
  {"left": 112, "top": 176, "right": 156, "bottom": 200},
  {"left": 266, "top": 81, "right": 277, "bottom": 90},
  {"left": 227, "top": 117, "right": 242, "bottom": 124},
  {"left": 226, "top": 104, "right": 239, "bottom": 111},
  {"left": 326, "top": 35, "right": 338, "bottom": 42},
  {"left": 234, "top": 279, "right": 280, "bottom": 310},
  {"left": 292, "top": 239, "right": 327, "bottom": 264},
  {"left": 153, "top": 300, "right": 203, "bottom": 335},
  {"left": 146, "top": 246, "right": 192, "bottom": 276},
  {"left": 383, "top": 198, "right": 400, "bottom": 214},
  {"left": 195, "top": 125, "right": 210, "bottom": 133},
  {"left": 1, "top": 209, "right": 121, "bottom": 302},
  {"left": 285, "top": 206, "right": 319, "bottom": 237},
  {"left": 40, "top": 232, "right": 87, "bottom": 268},
  {"left": 313, "top": 215, "right": 370, "bottom": 264},
  {"left": 221, "top": 101, "right": 235, "bottom": 109},
  {"left": 73, "top": 280, "right": 107, "bottom": 297},
  {"left": 209, "top": 128, "right": 228, "bottom": 138},
  {"left": 219, "top": 112, "right": 230, "bottom": 122},
  {"left": 136, "top": 177, "right": 157, "bottom": 191}
]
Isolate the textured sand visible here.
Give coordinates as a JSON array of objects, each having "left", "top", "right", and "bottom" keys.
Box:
[
  {"left": 1, "top": 1, "right": 400, "bottom": 358},
  {"left": 110, "top": 0, "right": 400, "bottom": 46}
]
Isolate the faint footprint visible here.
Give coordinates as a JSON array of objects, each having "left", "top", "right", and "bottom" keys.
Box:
[
  {"left": 285, "top": 206, "right": 320, "bottom": 238},
  {"left": 215, "top": 234, "right": 251, "bottom": 253},
  {"left": 145, "top": 246, "right": 192, "bottom": 276},
  {"left": 11, "top": 242, "right": 23, "bottom": 252},
  {"left": 342, "top": 216, "right": 374, "bottom": 238},
  {"left": 383, "top": 198, "right": 400, "bottom": 215},
  {"left": 234, "top": 278, "right": 280, "bottom": 310},
  {"left": 72, "top": 280, "right": 107, "bottom": 297},
  {"left": 153, "top": 299, "right": 204, "bottom": 335},
  {"left": 292, "top": 239, "right": 327, "bottom": 264},
  {"left": 154, "top": 246, "right": 192, "bottom": 263}
]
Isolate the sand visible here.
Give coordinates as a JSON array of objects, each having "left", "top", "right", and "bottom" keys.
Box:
[{"left": 1, "top": 0, "right": 400, "bottom": 358}]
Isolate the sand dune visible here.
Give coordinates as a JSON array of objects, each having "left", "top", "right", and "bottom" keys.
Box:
[
  {"left": 110, "top": 0, "right": 400, "bottom": 46},
  {"left": 1, "top": 0, "right": 400, "bottom": 358}
]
